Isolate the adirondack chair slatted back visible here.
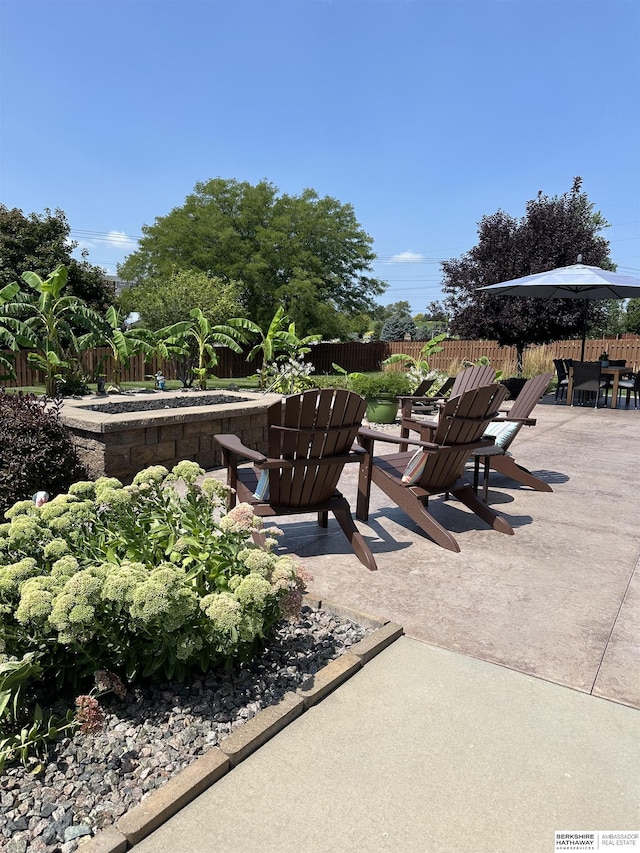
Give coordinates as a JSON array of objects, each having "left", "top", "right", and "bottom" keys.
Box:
[
  {"left": 412, "top": 378, "right": 435, "bottom": 397},
  {"left": 504, "top": 373, "right": 552, "bottom": 424},
  {"left": 266, "top": 388, "right": 366, "bottom": 508},
  {"left": 432, "top": 376, "right": 455, "bottom": 398},
  {"left": 416, "top": 384, "right": 509, "bottom": 492},
  {"left": 449, "top": 364, "right": 497, "bottom": 396}
]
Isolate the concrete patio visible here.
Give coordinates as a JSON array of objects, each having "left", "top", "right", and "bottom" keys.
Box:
[
  {"left": 131, "top": 393, "right": 640, "bottom": 853},
  {"left": 292, "top": 395, "right": 640, "bottom": 710}
]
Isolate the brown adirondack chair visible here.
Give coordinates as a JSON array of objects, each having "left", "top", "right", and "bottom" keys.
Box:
[
  {"left": 214, "top": 388, "right": 377, "bottom": 571},
  {"left": 469, "top": 372, "right": 553, "bottom": 500},
  {"left": 356, "top": 384, "right": 513, "bottom": 553},
  {"left": 399, "top": 363, "right": 497, "bottom": 451},
  {"left": 412, "top": 378, "right": 436, "bottom": 397},
  {"left": 397, "top": 376, "right": 451, "bottom": 421}
]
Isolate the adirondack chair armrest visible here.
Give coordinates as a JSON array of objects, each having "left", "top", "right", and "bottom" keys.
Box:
[
  {"left": 397, "top": 395, "right": 439, "bottom": 404},
  {"left": 214, "top": 434, "right": 267, "bottom": 465},
  {"left": 402, "top": 415, "right": 438, "bottom": 429},
  {"left": 398, "top": 398, "right": 439, "bottom": 420},
  {"left": 358, "top": 428, "right": 496, "bottom": 455},
  {"left": 358, "top": 426, "right": 409, "bottom": 447},
  {"left": 492, "top": 416, "right": 536, "bottom": 427},
  {"left": 408, "top": 436, "right": 497, "bottom": 455}
]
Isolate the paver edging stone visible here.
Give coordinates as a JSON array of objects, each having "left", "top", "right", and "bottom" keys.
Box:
[{"left": 81, "top": 601, "right": 403, "bottom": 853}]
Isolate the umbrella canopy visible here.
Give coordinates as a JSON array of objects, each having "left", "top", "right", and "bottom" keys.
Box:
[{"left": 477, "top": 263, "right": 640, "bottom": 359}]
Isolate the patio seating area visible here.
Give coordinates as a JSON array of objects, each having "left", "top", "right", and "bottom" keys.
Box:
[
  {"left": 134, "top": 387, "right": 639, "bottom": 853},
  {"left": 289, "top": 391, "right": 639, "bottom": 709},
  {"left": 204, "top": 382, "right": 639, "bottom": 706}
]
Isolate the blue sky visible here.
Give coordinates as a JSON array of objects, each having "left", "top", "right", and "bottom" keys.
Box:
[{"left": 1, "top": 0, "right": 639, "bottom": 314}]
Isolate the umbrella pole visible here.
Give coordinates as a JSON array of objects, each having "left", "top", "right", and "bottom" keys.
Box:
[{"left": 580, "top": 298, "right": 588, "bottom": 360}]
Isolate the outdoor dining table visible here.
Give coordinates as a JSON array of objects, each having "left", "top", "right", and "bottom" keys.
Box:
[{"left": 565, "top": 364, "right": 628, "bottom": 409}]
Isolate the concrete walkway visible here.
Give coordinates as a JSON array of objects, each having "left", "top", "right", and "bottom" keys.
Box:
[
  {"left": 134, "top": 395, "right": 640, "bottom": 852},
  {"left": 134, "top": 637, "right": 640, "bottom": 853}
]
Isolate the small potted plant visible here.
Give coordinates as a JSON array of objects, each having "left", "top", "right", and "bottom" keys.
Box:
[
  {"left": 348, "top": 371, "right": 413, "bottom": 423},
  {"left": 599, "top": 350, "right": 610, "bottom": 367}
]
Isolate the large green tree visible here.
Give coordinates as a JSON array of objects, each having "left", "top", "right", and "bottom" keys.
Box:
[
  {"left": 624, "top": 299, "right": 640, "bottom": 335},
  {"left": 117, "top": 178, "right": 386, "bottom": 335},
  {"left": 117, "top": 269, "right": 244, "bottom": 330},
  {"left": 441, "top": 177, "right": 613, "bottom": 371},
  {"left": 0, "top": 206, "right": 115, "bottom": 314}
]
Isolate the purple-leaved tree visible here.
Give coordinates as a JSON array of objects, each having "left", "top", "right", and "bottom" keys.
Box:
[{"left": 441, "top": 177, "right": 614, "bottom": 373}]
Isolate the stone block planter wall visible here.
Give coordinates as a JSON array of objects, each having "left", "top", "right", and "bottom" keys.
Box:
[{"left": 60, "top": 391, "right": 283, "bottom": 483}]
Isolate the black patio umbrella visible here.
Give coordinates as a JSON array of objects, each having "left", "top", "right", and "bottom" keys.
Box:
[{"left": 477, "top": 261, "right": 640, "bottom": 359}]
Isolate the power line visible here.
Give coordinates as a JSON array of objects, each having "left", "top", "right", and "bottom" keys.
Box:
[{"left": 71, "top": 229, "right": 142, "bottom": 240}]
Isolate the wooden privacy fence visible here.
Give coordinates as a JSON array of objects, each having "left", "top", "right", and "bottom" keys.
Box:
[
  {"left": 1, "top": 346, "right": 260, "bottom": 388},
  {"left": 2, "top": 337, "right": 640, "bottom": 387},
  {"left": 385, "top": 338, "right": 640, "bottom": 373}
]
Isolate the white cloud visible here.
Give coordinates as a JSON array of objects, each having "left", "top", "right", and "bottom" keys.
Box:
[
  {"left": 103, "top": 231, "right": 138, "bottom": 252},
  {"left": 389, "top": 251, "right": 425, "bottom": 263}
]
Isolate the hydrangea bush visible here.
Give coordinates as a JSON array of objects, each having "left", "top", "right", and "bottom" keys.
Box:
[{"left": 0, "top": 461, "right": 310, "bottom": 691}]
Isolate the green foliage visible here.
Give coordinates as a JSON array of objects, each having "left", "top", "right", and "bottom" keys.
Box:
[
  {"left": 382, "top": 334, "right": 447, "bottom": 384},
  {"left": 347, "top": 371, "right": 413, "bottom": 398},
  {"left": 624, "top": 299, "right": 640, "bottom": 334},
  {"left": 80, "top": 304, "right": 157, "bottom": 390},
  {"left": 442, "top": 177, "right": 613, "bottom": 371},
  {"left": 0, "top": 462, "right": 309, "bottom": 696},
  {"left": 158, "top": 308, "right": 248, "bottom": 390},
  {"left": 0, "top": 653, "right": 76, "bottom": 773},
  {"left": 2, "top": 265, "right": 106, "bottom": 395},
  {"left": 241, "top": 307, "right": 321, "bottom": 390},
  {"left": 592, "top": 300, "right": 627, "bottom": 338},
  {"left": 0, "top": 282, "right": 27, "bottom": 379},
  {"left": 380, "top": 313, "right": 417, "bottom": 341},
  {"left": 0, "top": 390, "right": 88, "bottom": 518},
  {"left": 117, "top": 269, "right": 244, "bottom": 331},
  {"left": 376, "top": 300, "right": 413, "bottom": 321},
  {"left": 263, "top": 358, "right": 317, "bottom": 394},
  {"left": 0, "top": 205, "right": 115, "bottom": 314},
  {"left": 117, "top": 178, "right": 386, "bottom": 335}
]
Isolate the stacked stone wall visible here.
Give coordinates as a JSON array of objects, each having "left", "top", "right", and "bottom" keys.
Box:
[{"left": 61, "top": 394, "right": 278, "bottom": 484}]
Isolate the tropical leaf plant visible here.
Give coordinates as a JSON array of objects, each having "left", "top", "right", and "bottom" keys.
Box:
[
  {"left": 80, "top": 305, "right": 157, "bottom": 390},
  {"left": 1, "top": 265, "right": 105, "bottom": 394},
  {"left": 157, "top": 308, "right": 248, "bottom": 390},
  {"left": 382, "top": 333, "right": 447, "bottom": 386},
  {"left": 0, "top": 282, "right": 30, "bottom": 379},
  {"left": 236, "top": 306, "right": 321, "bottom": 390}
]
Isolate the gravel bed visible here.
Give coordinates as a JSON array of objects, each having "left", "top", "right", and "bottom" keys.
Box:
[
  {"left": 0, "top": 606, "right": 373, "bottom": 853},
  {"left": 77, "top": 392, "right": 249, "bottom": 415}
]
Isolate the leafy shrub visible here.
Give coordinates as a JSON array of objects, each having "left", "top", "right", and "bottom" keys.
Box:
[
  {"left": 382, "top": 335, "right": 447, "bottom": 385},
  {"left": 58, "top": 358, "right": 91, "bottom": 396},
  {"left": 311, "top": 373, "right": 349, "bottom": 390},
  {"left": 0, "top": 390, "right": 88, "bottom": 518},
  {"left": 0, "top": 461, "right": 308, "bottom": 685},
  {"left": 347, "top": 371, "right": 413, "bottom": 398},
  {"left": 0, "top": 653, "right": 75, "bottom": 772},
  {"left": 0, "top": 461, "right": 310, "bottom": 767}
]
